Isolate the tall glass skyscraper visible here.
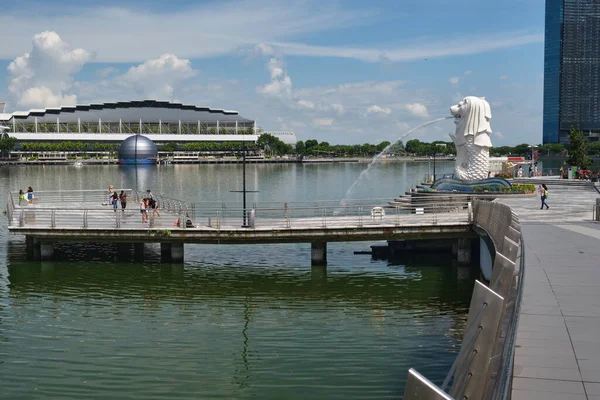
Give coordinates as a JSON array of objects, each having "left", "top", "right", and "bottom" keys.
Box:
[{"left": 544, "top": 0, "right": 600, "bottom": 144}]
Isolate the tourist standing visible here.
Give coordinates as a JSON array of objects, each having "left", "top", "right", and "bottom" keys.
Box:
[
  {"left": 139, "top": 199, "right": 148, "bottom": 223},
  {"left": 26, "top": 186, "right": 34, "bottom": 204},
  {"left": 108, "top": 185, "right": 115, "bottom": 206},
  {"left": 559, "top": 166, "right": 564, "bottom": 179},
  {"left": 119, "top": 190, "right": 127, "bottom": 212},
  {"left": 517, "top": 166, "right": 523, "bottom": 178},
  {"left": 528, "top": 164, "right": 533, "bottom": 178},
  {"left": 18, "top": 189, "right": 25, "bottom": 205},
  {"left": 539, "top": 184, "right": 549, "bottom": 210},
  {"left": 112, "top": 192, "right": 119, "bottom": 212}
]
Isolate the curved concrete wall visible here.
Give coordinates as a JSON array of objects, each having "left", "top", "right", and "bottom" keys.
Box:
[{"left": 404, "top": 200, "right": 524, "bottom": 400}]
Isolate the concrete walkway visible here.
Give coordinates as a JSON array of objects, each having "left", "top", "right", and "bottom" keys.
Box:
[{"left": 498, "top": 183, "right": 600, "bottom": 399}]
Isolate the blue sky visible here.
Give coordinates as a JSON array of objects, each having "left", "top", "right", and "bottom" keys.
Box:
[{"left": 0, "top": 0, "right": 544, "bottom": 145}]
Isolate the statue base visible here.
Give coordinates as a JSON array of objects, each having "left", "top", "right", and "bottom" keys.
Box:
[{"left": 429, "top": 177, "right": 512, "bottom": 193}]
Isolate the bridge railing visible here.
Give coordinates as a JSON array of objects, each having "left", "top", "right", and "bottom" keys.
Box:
[{"left": 404, "top": 200, "right": 524, "bottom": 400}]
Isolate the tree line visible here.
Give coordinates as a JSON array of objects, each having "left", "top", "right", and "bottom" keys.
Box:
[{"left": 3, "top": 129, "right": 600, "bottom": 163}]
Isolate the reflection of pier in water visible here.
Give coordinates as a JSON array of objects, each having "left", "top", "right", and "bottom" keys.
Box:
[{"left": 7, "top": 259, "right": 474, "bottom": 342}]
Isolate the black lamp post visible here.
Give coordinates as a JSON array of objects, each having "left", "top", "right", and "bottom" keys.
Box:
[{"left": 231, "top": 137, "right": 258, "bottom": 227}]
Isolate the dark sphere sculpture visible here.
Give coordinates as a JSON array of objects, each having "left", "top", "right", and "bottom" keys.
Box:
[{"left": 118, "top": 135, "right": 158, "bottom": 164}]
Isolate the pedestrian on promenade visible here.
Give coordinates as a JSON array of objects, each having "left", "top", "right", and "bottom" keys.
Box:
[
  {"left": 108, "top": 185, "right": 115, "bottom": 206},
  {"left": 18, "top": 189, "right": 25, "bottom": 205},
  {"left": 139, "top": 199, "right": 148, "bottom": 223},
  {"left": 559, "top": 166, "right": 564, "bottom": 179},
  {"left": 147, "top": 189, "right": 160, "bottom": 217},
  {"left": 26, "top": 186, "right": 34, "bottom": 204},
  {"left": 528, "top": 164, "right": 533, "bottom": 178},
  {"left": 540, "top": 184, "right": 549, "bottom": 210},
  {"left": 119, "top": 190, "right": 127, "bottom": 212},
  {"left": 112, "top": 192, "right": 119, "bottom": 212},
  {"left": 517, "top": 166, "right": 523, "bottom": 178}
]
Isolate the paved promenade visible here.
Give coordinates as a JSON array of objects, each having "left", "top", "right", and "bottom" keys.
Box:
[{"left": 499, "top": 182, "right": 600, "bottom": 399}]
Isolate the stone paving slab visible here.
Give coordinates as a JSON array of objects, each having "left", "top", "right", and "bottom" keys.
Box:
[{"left": 512, "top": 220, "right": 600, "bottom": 399}]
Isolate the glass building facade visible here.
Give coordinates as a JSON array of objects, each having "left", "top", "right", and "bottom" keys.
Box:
[{"left": 544, "top": 0, "right": 600, "bottom": 144}]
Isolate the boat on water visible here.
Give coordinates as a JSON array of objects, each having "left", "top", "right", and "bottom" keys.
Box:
[{"left": 73, "top": 161, "right": 83, "bottom": 167}]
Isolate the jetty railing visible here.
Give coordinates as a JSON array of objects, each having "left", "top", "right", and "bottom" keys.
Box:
[
  {"left": 404, "top": 200, "right": 524, "bottom": 400},
  {"left": 7, "top": 191, "right": 474, "bottom": 230}
]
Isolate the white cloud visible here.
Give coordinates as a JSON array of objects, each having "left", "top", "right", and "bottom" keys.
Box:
[
  {"left": 20, "top": 86, "right": 77, "bottom": 108},
  {"left": 0, "top": 1, "right": 541, "bottom": 65},
  {"left": 269, "top": 32, "right": 542, "bottom": 63},
  {"left": 331, "top": 103, "right": 345, "bottom": 114},
  {"left": 116, "top": 53, "right": 197, "bottom": 99},
  {"left": 493, "top": 131, "right": 505, "bottom": 138},
  {"left": 463, "top": 70, "right": 473, "bottom": 76},
  {"left": 500, "top": 74, "right": 510, "bottom": 80},
  {"left": 297, "top": 99, "right": 315, "bottom": 109},
  {"left": 0, "top": 2, "right": 372, "bottom": 62},
  {"left": 367, "top": 105, "right": 392, "bottom": 115},
  {"left": 258, "top": 57, "right": 293, "bottom": 99},
  {"left": 313, "top": 118, "right": 334, "bottom": 126},
  {"left": 404, "top": 103, "right": 429, "bottom": 118},
  {"left": 8, "top": 31, "right": 91, "bottom": 108},
  {"left": 449, "top": 76, "right": 460, "bottom": 87},
  {"left": 254, "top": 43, "right": 275, "bottom": 56}
]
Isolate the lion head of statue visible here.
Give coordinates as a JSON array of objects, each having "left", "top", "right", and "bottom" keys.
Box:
[{"left": 450, "top": 96, "right": 492, "bottom": 148}]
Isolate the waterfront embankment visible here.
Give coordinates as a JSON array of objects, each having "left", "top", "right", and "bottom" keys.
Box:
[{"left": 498, "top": 180, "right": 600, "bottom": 399}]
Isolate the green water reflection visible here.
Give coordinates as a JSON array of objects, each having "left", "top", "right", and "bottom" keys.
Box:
[{"left": 1, "top": 163, "right": 472, "bottom": 399}]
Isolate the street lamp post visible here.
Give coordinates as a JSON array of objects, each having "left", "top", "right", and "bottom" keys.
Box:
[{"left": 431, "top": 143, "right": 445, "bottom": 183}]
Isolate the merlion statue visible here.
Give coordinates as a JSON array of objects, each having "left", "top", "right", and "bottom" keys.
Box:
[{"left": 449, "top": 96, "right": 492, "bottom": 181}]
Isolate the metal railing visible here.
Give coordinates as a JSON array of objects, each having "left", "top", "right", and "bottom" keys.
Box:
[
  {"left": 404, "top": 200, "right": 524, "bottom": 400},
  {"left": 7, "top": 191, "right": 473, "bottom": 231}
]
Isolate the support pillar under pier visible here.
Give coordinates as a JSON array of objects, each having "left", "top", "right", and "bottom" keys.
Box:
[
  {"left": 161, "top": 242, "right": 184, "bottom": 262},
  {"left": 311, "top": 242, "right": 327, "bottom": 267},
  {"left": 456, "top": 238, "right": 472, "bottom": 265},
  {"left": 134, "top": 243, "right": 145, "bottom": 261},
  {"left": 40, "top": 242, "right": 54, "bottom": 260}
]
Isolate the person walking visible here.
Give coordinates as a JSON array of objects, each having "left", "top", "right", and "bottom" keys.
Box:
[
  {"left": 119, "top": 190, "right": 127, "bottom": 212},
  {"left": 540, "top": 184, "right": 549, "bottom": 210},
  {"left": 147, "top": 189, "right": 160, "bottom": 217},
  {"left": 112, "top": 192, "right": 119, "bottom": 212}
]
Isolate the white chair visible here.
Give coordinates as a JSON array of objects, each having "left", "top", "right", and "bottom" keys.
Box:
[{"left": 371, "top": 207, "right": 385, "bottom": 219}]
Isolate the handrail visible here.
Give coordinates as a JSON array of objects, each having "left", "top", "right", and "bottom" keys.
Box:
[
  {"left": 403, "top": 200, "right": 524, "bottom": 400},
  {"left": 8, "top": 197, "right": 472, "bottom": 231},
  {"left": 492, "top": 232, "right": 525, "bottom": 399}
]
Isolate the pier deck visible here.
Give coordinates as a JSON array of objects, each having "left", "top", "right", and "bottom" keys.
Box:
[{"left": 7, "top": 190, "right": 473, "bottom": 245}]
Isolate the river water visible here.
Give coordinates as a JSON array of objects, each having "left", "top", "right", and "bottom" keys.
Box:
[{"left": 0, "top": 161, "right": 474, "bottom": 399}]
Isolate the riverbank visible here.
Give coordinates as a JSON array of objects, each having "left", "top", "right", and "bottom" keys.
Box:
[{"left": 1, "top": 155, "right": 456, "bottom": 166}]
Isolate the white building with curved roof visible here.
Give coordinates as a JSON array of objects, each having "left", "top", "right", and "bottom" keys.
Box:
[{"left": 0, "top": 100, "right": 258, "bottom": 143}]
